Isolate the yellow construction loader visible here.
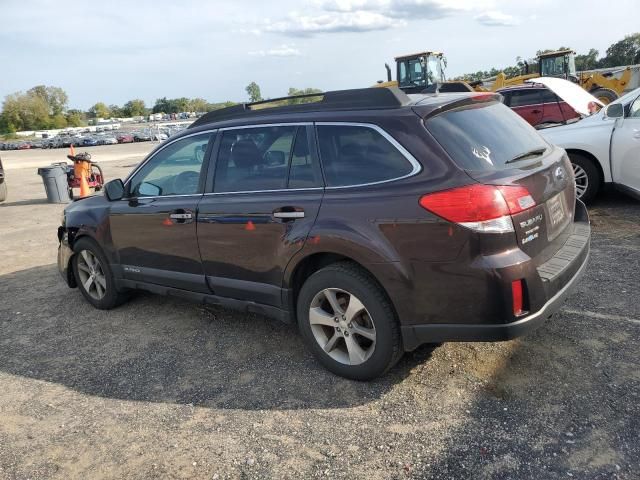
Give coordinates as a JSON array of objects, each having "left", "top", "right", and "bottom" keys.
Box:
[
  {"left": 480, "top": 49, "right": 638, "bottom": 104},
  {"left": 376, "top": 51, "right": 474, "bottom": 94}
]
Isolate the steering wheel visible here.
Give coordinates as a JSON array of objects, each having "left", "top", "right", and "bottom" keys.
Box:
[{"left": 172, "top": 171, "right": 199, "bottom": 194}]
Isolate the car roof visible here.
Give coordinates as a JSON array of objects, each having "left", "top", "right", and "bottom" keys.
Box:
[{"left": 185, "top": 87, "right": 488, "bottom": 134}]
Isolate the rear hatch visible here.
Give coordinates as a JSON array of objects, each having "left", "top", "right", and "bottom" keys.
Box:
[{"left": 418, "top": 96, "right": 576, "bottom": 261}]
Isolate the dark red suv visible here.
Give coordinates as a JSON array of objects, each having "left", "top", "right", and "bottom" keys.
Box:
[
  {"left": 57, "top": 88, "right": 590, "bottom": 380},
  {"left": 497, "top": 83, "right": 579, "bottom": 127}
]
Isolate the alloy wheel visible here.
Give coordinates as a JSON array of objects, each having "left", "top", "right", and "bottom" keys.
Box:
[
  {"left": 308, "top": 288, "right": 376, "bottom": 365},
  {"left": 572, "top": 163, "right": 588, "bottom": 199},
  {"left": 76, "top": 250, "right": 107, "bottom": 300}
]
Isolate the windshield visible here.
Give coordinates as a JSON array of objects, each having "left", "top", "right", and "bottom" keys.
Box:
[
  {"left": 427, "top": 55, "right": 444, "bottom": 83},
  {"left": 540, "top": 55, "right": 567, "bottom": 77},
  {"left": 426, "top": 101, "right": 549, "bottom": 171}
]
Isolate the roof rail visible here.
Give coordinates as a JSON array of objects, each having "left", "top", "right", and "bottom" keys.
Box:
[{"left": 189, "top": 87, "right": 411, "bottom": 128}]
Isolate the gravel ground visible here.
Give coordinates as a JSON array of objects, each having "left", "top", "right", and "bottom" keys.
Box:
[{"left": 0, "top": 149, "right": 639, "bottom": 479}]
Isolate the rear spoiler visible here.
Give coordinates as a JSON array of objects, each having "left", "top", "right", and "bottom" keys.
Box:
[{"left": 412, "top": 93, "right": 502, "bottom": 120}]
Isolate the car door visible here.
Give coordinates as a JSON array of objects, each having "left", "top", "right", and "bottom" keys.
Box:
[
  {"left": 197, "top": 124, "right": 323, "bottom": 308},
  {"left": 109, "top": 131, "right": 215, "bottom": 292},
  {"left": 540, "top": 88, "right": 568, "bottom": 124},
  {"left": 611, "top": 94, "right": 640, "bottom": 195},
  {"left": 509, "top": 89, "right": 544, "bottom": 126}
]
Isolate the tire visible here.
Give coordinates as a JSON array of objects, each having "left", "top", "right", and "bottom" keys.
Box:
[
  {"left": 0, "top": 181, "right": 6, "bottom": 203},
  {"left": 296, "top": 262, "right": 403, "bottom": 380},
  {"left": 590, "top": 87, "right": 618, "bottom": 105},
  {"left": 72, "top": 237, "right": 128, "bottom": 310},
  {"left": 569, "top": 153, "right": 600, "bottom": 203}
]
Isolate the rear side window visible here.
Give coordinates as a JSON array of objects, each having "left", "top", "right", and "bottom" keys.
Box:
[
  {"left": 316, "top": 125, "right": 414, "bottom": 187},
  {"left": 214, "top": 126, "right": 296, "bottom": 192},
  {"left": 426, "top": 101, "right": 548, "bottom": 171},
  {"left": 509, "top": 90, "right": 542, "bottom": 107},
  {"left": 541, "top": 89, "right": 560, "bottom": 103}
]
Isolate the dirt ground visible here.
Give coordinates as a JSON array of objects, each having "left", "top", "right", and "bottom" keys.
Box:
[{"left": 0, "top": 146, "right": 639, "bottom": 479}]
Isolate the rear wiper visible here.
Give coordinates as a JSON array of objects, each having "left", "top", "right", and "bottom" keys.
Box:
[{"left": 505, "top": 147, "right": 547, "bottom": 164}]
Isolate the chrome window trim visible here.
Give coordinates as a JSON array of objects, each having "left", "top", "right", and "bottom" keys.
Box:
[
  {"left": 118, "top": 193, "right": 204, "bottom": 201},
  {"left": 204, "top": 187, "right": 323, "bottom": 196},
  {"left": 123, "top": 129, "right": 218, "bottom": 188},
  {"left": 315, "top": 122, "right": 422, "bottom": 189},
  {"left": 218, "top": 122, "right": 313, "bottom": 132}
]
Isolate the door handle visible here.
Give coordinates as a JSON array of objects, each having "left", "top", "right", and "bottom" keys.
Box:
[
  {"left": 168, "top": 209, "right": 194, "bottom": 224},
  {"left": 633, "top": 129, "right": 640, "bottom": 139},
  {"left": 273, "top": 207, "right": 305, "bottom": 220},
  {"left": 273, "top": 211, "right": 305, "bottom": 219},
  {"left": 170, "top": 213, "right": 193, "bottom": 220},
  {"left": 531, "top": 109, "right": 541, "bottom": 114}
]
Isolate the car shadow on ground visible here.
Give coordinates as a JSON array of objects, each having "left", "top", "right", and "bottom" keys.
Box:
[{"left": 0, "top": 264, "right": 437, "bottom": 411}]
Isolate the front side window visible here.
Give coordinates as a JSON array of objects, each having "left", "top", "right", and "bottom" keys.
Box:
[
  {"left": 129, "top": 133, "right": 212, "bottom": 197},
  {"left": 214, "top": 125, "right": 320, "bottom": 193},
  {"left": 316, "top": 125, "right": 415, "bottom": 187}
]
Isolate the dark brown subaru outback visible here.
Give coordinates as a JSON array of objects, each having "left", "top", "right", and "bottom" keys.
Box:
[{"left": 57, "top": 88, "right": 590, "bottom": 380}]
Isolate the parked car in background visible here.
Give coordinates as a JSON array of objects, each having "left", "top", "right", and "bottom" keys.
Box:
[
  {"left": 534, "top": 78, "right": 640, "bottom": 202},
  {"left": 57, "top": 87, "right": 590, "bottom": 380},
  {"left": 117, "top": 134, "right": 134, "bottom": 144},
  {"left": 497, "top": 83, "right": 580, "bottom": 128},
  {"left": 133, "top": 132, "right": 152, "bottom": 142},
  {"left": 82, "top": 137, "right": 99, "bottom": 147},
  {"left": 0, "top": 156, "right": 6, "bottom": 202},
  {"left": 98, "top": 136, "right": 118, "bottom": 145},
  {"left": 17, "top": 142, "right": 31, "bottom": 150},
  {"left": 151, "top": 133, "right": 168, "bottom": 141}
]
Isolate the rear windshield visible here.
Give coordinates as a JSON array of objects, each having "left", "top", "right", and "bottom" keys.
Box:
[{"left": 425, "top": 101, "right": 548, "bottom": 171}]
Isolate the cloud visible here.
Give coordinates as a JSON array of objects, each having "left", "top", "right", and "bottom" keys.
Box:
[
  {"left": 475, "top": 10, "right": 519, "bottom": 26},
  {"left": 264, "top": 11, "right": 404, "bottom": 36},
  {"left": 248, "top": 44, "right": 302, "bottom": 57},
  {"left": 258, "top": 0, "right": 490, "bottom": 37}
]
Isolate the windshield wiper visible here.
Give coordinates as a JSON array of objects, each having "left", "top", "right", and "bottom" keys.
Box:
[{"left": 505, "top": 147, "right": 547, "bottom": 164}]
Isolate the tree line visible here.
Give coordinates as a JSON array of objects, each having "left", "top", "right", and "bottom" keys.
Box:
[
  {"left": 455, "top": 33, "right": 640, "bottom": 82},
  {"left": 0, "top": 83, "right": 323, "bottom": 135}
]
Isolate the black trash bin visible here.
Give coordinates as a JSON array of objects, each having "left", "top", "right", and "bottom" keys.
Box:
[{"left": 37, "top": 164, "right": 70, "bottom": 203}]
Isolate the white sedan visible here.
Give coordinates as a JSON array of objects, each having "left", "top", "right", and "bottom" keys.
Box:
[{"left": 532, "top": 78, "right": 640, "bottom": 202}]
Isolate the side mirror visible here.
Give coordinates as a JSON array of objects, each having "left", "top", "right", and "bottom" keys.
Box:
[
  {"left": 605, "top": 103, "right": 624, "bottom": 119},
  {"left": 104, "top": 178, "right": 124, "bottom": 201}
]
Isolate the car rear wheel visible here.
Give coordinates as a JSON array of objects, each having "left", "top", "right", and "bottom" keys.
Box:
[
  {"left": 72, "top": 237, "right": 128, "bottom": 310},
  {"left": 297, "top": 262, "right": 403, "bottom": 380},
  {"left": 569, "top": 153, "right": 600, "bottom": 203}
]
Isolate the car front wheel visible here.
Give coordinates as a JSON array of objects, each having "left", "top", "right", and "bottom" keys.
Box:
[
  {"left": 72, "top": 237, "right": 128, "bottom": 310},
  {"left": 297, "top": 262, "right": 403, "bottom": 380}
]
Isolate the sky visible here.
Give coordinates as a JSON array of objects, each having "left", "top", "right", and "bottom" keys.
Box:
[{"left": 1, "top": 0, "right": 638, "bottom": 110}]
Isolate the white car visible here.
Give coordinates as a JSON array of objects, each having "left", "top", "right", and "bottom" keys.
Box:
[{"left": 533, "top": 77, "right": 640, "bottom": 202}]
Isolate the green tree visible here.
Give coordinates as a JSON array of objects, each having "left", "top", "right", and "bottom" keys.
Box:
[
  {"left": 123, "top": 99, "right": 146, "bottom": 117},
  {"left": 599, "top": 33, "right": 640, "bottom": 67},
  {"left": 109, "top": 104, "right": 124, "bottom": 118},
  {"left": 575, "top": 48, "right": 599, "bottom": 71},
  {"left": 189, "top": 97, "right": 209, "bottom": 112},
  {"left": 88, "top": 102, "right": 111, "bottom": 119},
  {"left": 245, "top": 82, "right": 263, "bottom": 102},
  {"left": 286, "top": 87, "right": 323, "bottom": 105},
  {"left": 27, "top": 85, "right": 68, "bottom": 116},
  {"left": 66, "top": 109, "right": 86, "bottom": 127},
  {"left": 1, "top": 91, "right": 51, "bottom": 131}
]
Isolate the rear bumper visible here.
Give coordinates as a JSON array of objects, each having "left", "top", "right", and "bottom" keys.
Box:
[{"left": 401, "top": 200, "right": 590, "bottom": 351}]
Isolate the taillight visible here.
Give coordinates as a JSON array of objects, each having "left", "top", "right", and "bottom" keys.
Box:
[{"left": 419, "top": 184, "right": 535, "bottom": 233}]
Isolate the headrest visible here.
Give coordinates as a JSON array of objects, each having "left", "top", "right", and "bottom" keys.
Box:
[{"left": 230, "top": 139, "right": 260, "bottom": 169}]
